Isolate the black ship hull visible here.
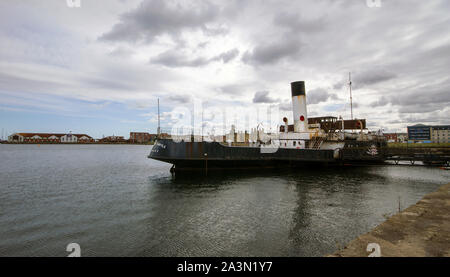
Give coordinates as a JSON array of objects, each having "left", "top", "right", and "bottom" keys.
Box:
[{"left": 149, "top": 139, "right": 387, "bottom": 172}]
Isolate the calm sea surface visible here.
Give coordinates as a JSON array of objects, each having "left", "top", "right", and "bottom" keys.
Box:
[{"left": 0, "top": 144, "right": 449, "bottom": 257}]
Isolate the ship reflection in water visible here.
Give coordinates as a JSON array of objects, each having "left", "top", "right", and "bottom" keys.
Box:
[{"left": 0, "top": 144, "right": 449, "bottom": 256}]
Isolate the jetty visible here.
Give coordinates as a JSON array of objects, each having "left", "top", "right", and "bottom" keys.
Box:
[{"left": 386, "top": 147, "right": 450, "bottom": 165}]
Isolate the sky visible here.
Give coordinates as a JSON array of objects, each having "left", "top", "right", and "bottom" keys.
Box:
[{"left": 0, "top": 0, "right": 449, "bottom": 139}]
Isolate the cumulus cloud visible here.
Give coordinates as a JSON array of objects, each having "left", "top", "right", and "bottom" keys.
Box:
[
  {"left": 242, "top": 38, "right": 302, "bottom": 65},
  {"left": 167, "top": 94, "right": 192, "bottom": 104},
  {"left": 333, "top": 69, "right": 397, "bottom": 90},
  {"left": 216, "top": 82, "right": 257, "bottom": 96},
  {"left": 278, "top": 100, "right": 292, "bottom": 111},
  {"left": 151, "top": 50, "right": 210, "bottom": 67},
  {"left": 99, "top": 0, "right": 221, "bottom": 43},
  {"left": 355, "top": 70, "right": 397, "bottom": 88},
  {"left": 391, "top": 82, "right": 450, "bottom": 107},
  {"left": 370, "top": 96, "right": 389, "bottom": 107},
  {"left": 307, "top": 88, "right": 338, "bottom": 104},
  {"left": 108, "top": 46, "right": 134, "bottom": 57},
  {"left": 151, "top": 48, "right": 239, "bottom": 67},
  {"left": 253, "top": 91, "right": 278, "bottom": 103},
  {"left": 215, "top": 48, "right": 240, "bottom": 63},
  {"left": 273, "top": 12, "right": 327, "bottom": 33}
]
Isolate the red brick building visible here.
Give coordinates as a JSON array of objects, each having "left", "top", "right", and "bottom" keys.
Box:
[
  {"left": 129, "top": 132, "right": 156, "bottom": 143},
  {"left": 383, "top": 133, "right": 398, "bottom": 142},
  {"left": 383, "top": 133, "right": 408, "bottom": 143}
]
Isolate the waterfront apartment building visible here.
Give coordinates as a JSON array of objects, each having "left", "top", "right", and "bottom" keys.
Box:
[
  {"left": 431, "top": 125, "right": 450, "bottom": 143},
  {"left": 8, "top": 133, "right": 94, "bottom": 143},
  {"left": 129, "top": 132, "right": 156, "bottom": 143},
  {"left": 407, "top": 124, "right": 450, "bottom": 143}
]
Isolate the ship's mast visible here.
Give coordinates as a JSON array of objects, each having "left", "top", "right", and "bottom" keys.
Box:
[
  {"left": 349, "top": 72, "right": 353, "bottom": 120},
  {"left": 157, "top": 98, "right": 160, "bottom": 136}
]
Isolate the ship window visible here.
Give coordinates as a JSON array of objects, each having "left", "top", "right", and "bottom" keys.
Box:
[{"left": 293, "top": 141, "right": 296, "bottom": 146}]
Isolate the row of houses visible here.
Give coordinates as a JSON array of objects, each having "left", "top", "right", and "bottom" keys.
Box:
[
  {"left": 8, "top": 133, "right": 94, "bottom": 143},
  {"left": 6, "top": 132, "right": 163, "bottom": 144}
]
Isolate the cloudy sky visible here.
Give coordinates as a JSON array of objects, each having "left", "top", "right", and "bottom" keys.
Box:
[{"left": 0, "top": 0, "right": 449, "bottom": 138}]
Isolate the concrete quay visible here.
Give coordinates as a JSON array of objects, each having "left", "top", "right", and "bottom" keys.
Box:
[{"left": 330, "top": 182, "right": 450, "bottom": 257}]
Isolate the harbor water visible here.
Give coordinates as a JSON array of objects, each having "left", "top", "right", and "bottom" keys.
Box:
[{"left": 0, "top": 144, "right": 449, "bottom": 256}]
